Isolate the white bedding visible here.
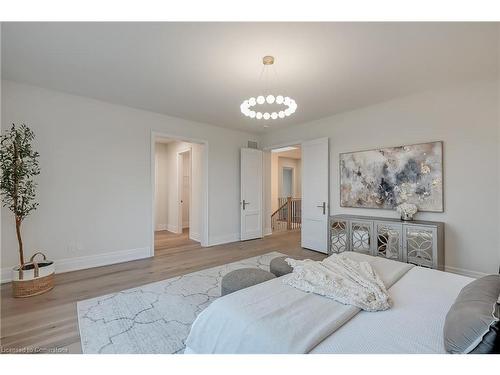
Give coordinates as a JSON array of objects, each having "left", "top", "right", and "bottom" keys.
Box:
[
  {"left": 310, "top": 266, "right": 472, "bottom": 353},
  {"left": 185, "top": 253, "right": 413, "bottom": 354},
  {"left": 184, "top": 254, "right": 473, "bottom": 354},
  {"left": 284, "top": 253, "right": 392, "bottom": 311}
]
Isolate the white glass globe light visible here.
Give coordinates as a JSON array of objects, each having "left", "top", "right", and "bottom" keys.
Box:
[{"left": 240, "top": 94, "right": 296, "bottom": 121}]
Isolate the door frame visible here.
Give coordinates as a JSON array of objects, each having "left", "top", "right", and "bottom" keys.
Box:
[
  {"left": 262, "top": 138, "right": 329, "bottom": 236},
  {"left": 177, "top": 148, "right": 192, "bottom": 235},
  {"left": 151, "top": 131, "right": 209, "bottom": 256}
]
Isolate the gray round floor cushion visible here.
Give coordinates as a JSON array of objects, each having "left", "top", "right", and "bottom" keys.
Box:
[
  {"left": 221, "top": 268, "right": 276, "bottom": 296},
  {"left": 270, "top": 256, "right": 294, "bottom": 277}
]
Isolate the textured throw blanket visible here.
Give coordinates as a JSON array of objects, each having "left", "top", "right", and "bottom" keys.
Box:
[
  {"left": 283, "top": 253, "right": 391, "bottom": 311},
  {"left": 185, "top": 253, "right": 413, "bottom": 354}
]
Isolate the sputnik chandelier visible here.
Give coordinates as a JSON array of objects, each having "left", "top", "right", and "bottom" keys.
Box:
[{"left": 240, "top": 56, "right": 297, "bottom": 122}]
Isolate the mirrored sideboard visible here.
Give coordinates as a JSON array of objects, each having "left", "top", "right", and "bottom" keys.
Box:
[{"left": 329, "top": 214, "right": 444, "bottom": 270}]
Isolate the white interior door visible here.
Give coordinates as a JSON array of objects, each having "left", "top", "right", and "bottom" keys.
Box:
[
  {"left": 240, "top": 148, "right": 263, "bottom": 241},
  {"left": 301, "top": 138, "right": 329, "bottom": 253}
]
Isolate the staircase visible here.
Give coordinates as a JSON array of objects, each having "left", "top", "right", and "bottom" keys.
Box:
[{"left": 271, "top": 197, "right": 302, "bottom": 232}]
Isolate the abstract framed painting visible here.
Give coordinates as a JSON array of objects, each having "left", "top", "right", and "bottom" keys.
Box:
[{"left": 340, "top": 141, "right": 443, "bottom": 212}]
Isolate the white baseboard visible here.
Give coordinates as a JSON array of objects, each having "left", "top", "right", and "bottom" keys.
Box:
[
  {"left": 1, "top": 244, "right": 489, "bottom": 283},
  {"left": 1, "top": 247, "right": 151, "bottom": 284},
  {"left": 444, "top": 265, "right": 488, "bottom": 279},
  {"left": 167, "top": 224, "right": 180, "bottom": 233},
  {"left": 190, "top": 232, "right": 201, "bottom": 242},
  {"left": 208, "top": 233, "right": 240, "bottom": 247},
  {"left": 263, "top": 227, "right": 272, "bottom": 236},
  {"left": 155, "top": 224, "right": 167, "bottom": 231}
]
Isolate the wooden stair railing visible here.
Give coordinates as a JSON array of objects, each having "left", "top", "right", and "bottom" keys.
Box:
[{"left": 271, "top": 197, "right": 302, "bottom": 232}]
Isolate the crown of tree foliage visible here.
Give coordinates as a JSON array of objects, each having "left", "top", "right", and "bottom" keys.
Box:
[{"left": 0, "top": 124, "right": 40, "bottom": 266}]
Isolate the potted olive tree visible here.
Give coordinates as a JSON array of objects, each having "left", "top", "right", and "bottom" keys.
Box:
[{"left": 1, "top": 124, "right": 54, "bottom": 297}]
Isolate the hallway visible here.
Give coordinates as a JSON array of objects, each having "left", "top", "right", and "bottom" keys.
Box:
[{"left": 154, "top": 229, "right": 198, "bottom": 255}]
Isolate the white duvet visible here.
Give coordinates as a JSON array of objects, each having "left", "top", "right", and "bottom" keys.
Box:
[
  {"left": 185, "top": 253, "right": 413, "bottom": 354},
  {"left": 311, "top": 267, "right": 473, "bottom": 353}
]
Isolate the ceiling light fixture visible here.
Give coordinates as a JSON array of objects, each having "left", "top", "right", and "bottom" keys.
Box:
[{"left": 240, "top": 56, "right": 297, "bottom": 123}]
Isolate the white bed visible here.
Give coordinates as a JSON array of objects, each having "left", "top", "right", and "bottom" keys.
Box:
[
  {"left": 184, "top": 254, "right": 472, "bottom": 354},
  {"left": 311, "top": 266, "right": 471, "bottom": 353}
]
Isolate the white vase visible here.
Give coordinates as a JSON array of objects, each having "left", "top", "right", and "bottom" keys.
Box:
[{"left": 400, "top": 212, "right": 414, "bottom": 221}]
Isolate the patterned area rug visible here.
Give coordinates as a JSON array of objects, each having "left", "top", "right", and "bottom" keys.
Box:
[{"left": 77, "top": 251, "right": 284, "bottom": 353}]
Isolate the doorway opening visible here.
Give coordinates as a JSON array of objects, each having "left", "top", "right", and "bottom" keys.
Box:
[
  {"left": 269, "top": 145, "right": 302, "bottom": 234},
  {"left": 153, "top": 135, "right": 207, "bottom": 255},
  {"left": 264, "top": 138, "right": 329, "bottom": 253}
]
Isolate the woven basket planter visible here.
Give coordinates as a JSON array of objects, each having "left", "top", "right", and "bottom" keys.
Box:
[{"left": 12, "top": 252, "right": 55, "bottom": 298}]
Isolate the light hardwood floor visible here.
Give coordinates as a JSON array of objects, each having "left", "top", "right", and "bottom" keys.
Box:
[
  {"left": 154, "top": 228, "right": 199, "bottom": 256},
  {"left": 0, "top": 231, "right": 325, "bottom": 353}
]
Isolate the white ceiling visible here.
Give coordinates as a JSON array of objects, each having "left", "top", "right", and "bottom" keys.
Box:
[{"left": 2, "top": 22, "right": 498, "bottom": 134}]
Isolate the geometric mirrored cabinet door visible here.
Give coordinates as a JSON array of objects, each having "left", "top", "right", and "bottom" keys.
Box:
[
  {"left": 350, "top": 221, "right": 372, "bottom": 255},
  {"left": 405, "top": 227, "right": 434, "bottom": 268},
  {"left": 376, "top": 224, "right": 401, "bottom": 260},
  {"left": 330, "top": 219, "right": 348, "bottom": 254}
]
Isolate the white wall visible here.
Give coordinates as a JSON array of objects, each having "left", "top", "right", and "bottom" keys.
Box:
[
  {"left": 190, "top": 143, "right": 203, "bottom": 242},
  {"left": 182, "top": 150, "right": 190, "bottom": 229},
  {"left": 155, "top": 141, "right": 198, "bottom": 234},
  {"left": 163, "top": 141, "right": 195, "bottom": 234},
  {"left": 1, "top": 81, "right": 258, "bottom": 279},
  {"left": 270, "top": 152, "right": 279, "bottom": 213},
  {"left": 154, "top": 143, "right": 169, "bottom": 231},
  {"left": 277, "top": 157, "right": 302, "bottom": 199},
  {"left": 270, "top": 154, "right": 302, "bottom": 212},
  {"left": 262, "top": 80, "right": 500, "bottom": 276},
  {"left": 263, "top": 151, "right": 273, "bottom": 236},
  {"left": 0, "top": 26, "right": 2, "bottom": 266},
  {"left": 266, "top": 153, "right": 302, "bottom": 236}
]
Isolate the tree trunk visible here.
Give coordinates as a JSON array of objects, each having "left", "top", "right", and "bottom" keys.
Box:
[
  {"left": 12, "top": 137, "right": 24, "bottom": 266},
  {"left": 15, "top": 216, "right": 24, "bottom": 266}
]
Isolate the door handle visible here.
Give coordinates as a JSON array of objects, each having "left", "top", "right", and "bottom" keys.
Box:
[
  {"left": 242, "top": 200, "right": 250, "bottom": 210},
  {"left": 316, "top": 202, "right": 326, "bottom": 215}
]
